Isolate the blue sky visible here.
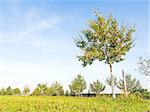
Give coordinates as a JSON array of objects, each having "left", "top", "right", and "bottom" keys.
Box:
[{"left": 0, "top": 0, "right": 149, "bottom": 92}]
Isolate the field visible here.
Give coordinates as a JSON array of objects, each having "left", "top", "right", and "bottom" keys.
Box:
[{"left": 0, "top": 96, "right": 149, "bottom": 112}]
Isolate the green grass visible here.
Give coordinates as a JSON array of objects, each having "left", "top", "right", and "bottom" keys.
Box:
[{"left": 0, "top": 96, "right": 149, "bottom": 112}]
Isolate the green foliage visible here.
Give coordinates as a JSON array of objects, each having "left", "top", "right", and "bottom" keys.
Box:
[
  {"left": 43, "top": 87, "right": 52, "bottom": 96},
  {"left": 13, "top": 88, "right": 21, "bottom": 95},
  {"left": 75, "top": 11, "right": 135, "bottom": 66},
  {"left": 5, "top": 86, "right": 13, "bottom": 95},
  {"left": 133, "top": 88, "right": 150, "bottom": 99},
  {"left": 50, "top": 81, "right": 64, "bottom": 96},
  {"left": 32, "top": 87, "right": 41, "bottom": 96},
  {"left": 0, "top": 86, "right": 21, "bottom": 95},
  {"left": 0, "top": 96, "right": 149, "bottom": 112},
  {"left": 23, "top": 86, "right": 30, "bottom": 96},
  {"left": 32, "top": 83, "right": 48, "bottom": 96},
  {"left": 0, "top": 88, "right": 6, "bottom": 95},
  {"left": 138, "top": 57, "right": 150, "bottom": 76},
  {"left": 65, "top": 90, "right": 70, "bottom": 96},
  {"left": 139, "top": 89, "right": 150, "bottom": 99},
  {"left": 69, "top": 74, "right": 87, "bottom": 95},
  {"left": 89, "top": 80, "right": 105, "bottom": 94},
  {"left": 106, "top": 76, "right": 117, "bottom": 87},
  {"left": 117, "top": 74, "right": 142, "bottom": 93},
  {"left": 32, "top": 82, "right": 64, "bottom": 96}
]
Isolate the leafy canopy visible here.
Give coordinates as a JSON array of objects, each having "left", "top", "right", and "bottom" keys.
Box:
[
  {"left": 50, "top": 81, "right": 64, "bottom": 96},
  {"left": 23, "top": 86, "right": 30, "bottom": 95},
  {"left": 69, "top": 74, "right": 87, "bottom": 94},
  {"left": 89, "top": 80, "right": 105, "bottom": 94},
  {"left": 13, "top": 88, "right": 21, "bottom": 95},
  {"left": 75, "top": 11, "right": 135, "bottom": 66},
  {"left": 106, "top": 76, "right": 117, "bottom": 87},
  {"left": 117, "top": 74, "right": 142, "bottom": 93}
]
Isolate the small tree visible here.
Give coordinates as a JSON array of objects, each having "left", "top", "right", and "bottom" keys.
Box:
[
  {"left": 75, "top": 11, "right": 135, "bottom": 98},
  {"left": 13, "top": 88, "right": 21, "bottom": 95},
  {"left": 44, "top": 87, "right": 51, "bottom": 96},
  {"left": 138, "top": 57, "right": 150, "bottom": 76},
  {"left": 32, "top": 83, "right": 47, "bottom": 96},
  {"left": 136, "top": 88, "right": 150, "bottom": 99},
  {"left": 0, "top": 88, "right": 6, "bottom": 95},
  {"left": 23, "top": 86, "right": 30, "bottom": 96},
  {"left": 69, "top": 74, "right": 87, "bottom": 96},
  {"left": 106, "top": 76, "right": 117, "bottom": 87},
  {"left": 32, "top": 88, "right": 41, "bottom": 96},
  {"left": 117, "top": 74, "right": 142, "bottom": 93},
  {"left": 50, "top": 81, "right": 64, "bottom": 96},
  {"left": 89, "top": 80, "right": 105, "bottom": 95},
  {"left": 5, "top": 86, "right": 13, "bottom": 95}
]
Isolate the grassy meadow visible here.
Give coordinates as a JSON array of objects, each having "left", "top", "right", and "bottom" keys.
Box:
[
  {"left": 0, "top": 96, "right": 149, "bottom": 112},
  {"left": 0, "top": 1, "right": 149, "bottom": 112}
]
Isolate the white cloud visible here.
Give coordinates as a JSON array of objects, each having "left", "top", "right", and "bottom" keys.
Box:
[
  {"left": 0, "top": 9, "right": 68, "bottom": 54},
  {"left": 39, "top": 16, "right": 63, "bottom": 29},
  {"left": 23, "top": 15, "right": 64, "bottom": 34},
  {"left": 23, "top": 9, "right": 64, "bottom": 33},
  {"left": 0, "top": 9, "right": 64, "bottom": 43}
]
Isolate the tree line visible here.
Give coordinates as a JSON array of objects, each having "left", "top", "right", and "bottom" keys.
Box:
[{"left": 0, "top": 73, "right": 149, "bottom": 99}]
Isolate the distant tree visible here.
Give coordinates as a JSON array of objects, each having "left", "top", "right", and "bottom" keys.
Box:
[
  {"left": 106, "top": 76, "right": 117, "bottom": 87},
  {"left": 32, "top": 88, "right": 41, "bottom": 96},
  {"left": 117, "top": 74, "right": 142, "bottom": 93},
  {"left": 0, "top": 88, "right": 6, "bottom": 95},
  {"left": 13, "top": 88, "right": 21, "bottom": 95},
  {"left": 5, "top": 86, "right": 13, "bottom": 95},
  {"left": 89, "top": 80, "right": 105, "bottom": 95},
  {"left": 135, "top": 88, "right": 150, "bottom": 99},
  {"left": 32, "top": 83, "right": 47, "bottom": 96},
  {"left": 44, "top": 87, "right": 52, "bottom": 96},
  {"left": 50, "top": 81, "right": 64, "bottom": 96},
  {"left": 75, "top": 11, "right": 135, "bottom": 98},
  {"left": 138, "top": 57, "right": 150, "bottom": 76},
  {"left": 69, "top": 74, "right": 87, "bottom": 96},
  {"left": 23, "top": 86, "right": 30, "bottom": 96},
  {"left": 65, "top": 90, "right": 70, "bottom": 96}
]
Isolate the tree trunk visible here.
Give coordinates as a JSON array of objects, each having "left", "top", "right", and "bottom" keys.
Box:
[
  {"left": 80, "top": 92, "right": 82, "bottom": 97},
  {"left": 122, "top": 69, "right": 128, "bottom": 97},
  {"left": 109, "top": 63, "right": 116, "bottom": 99}
]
